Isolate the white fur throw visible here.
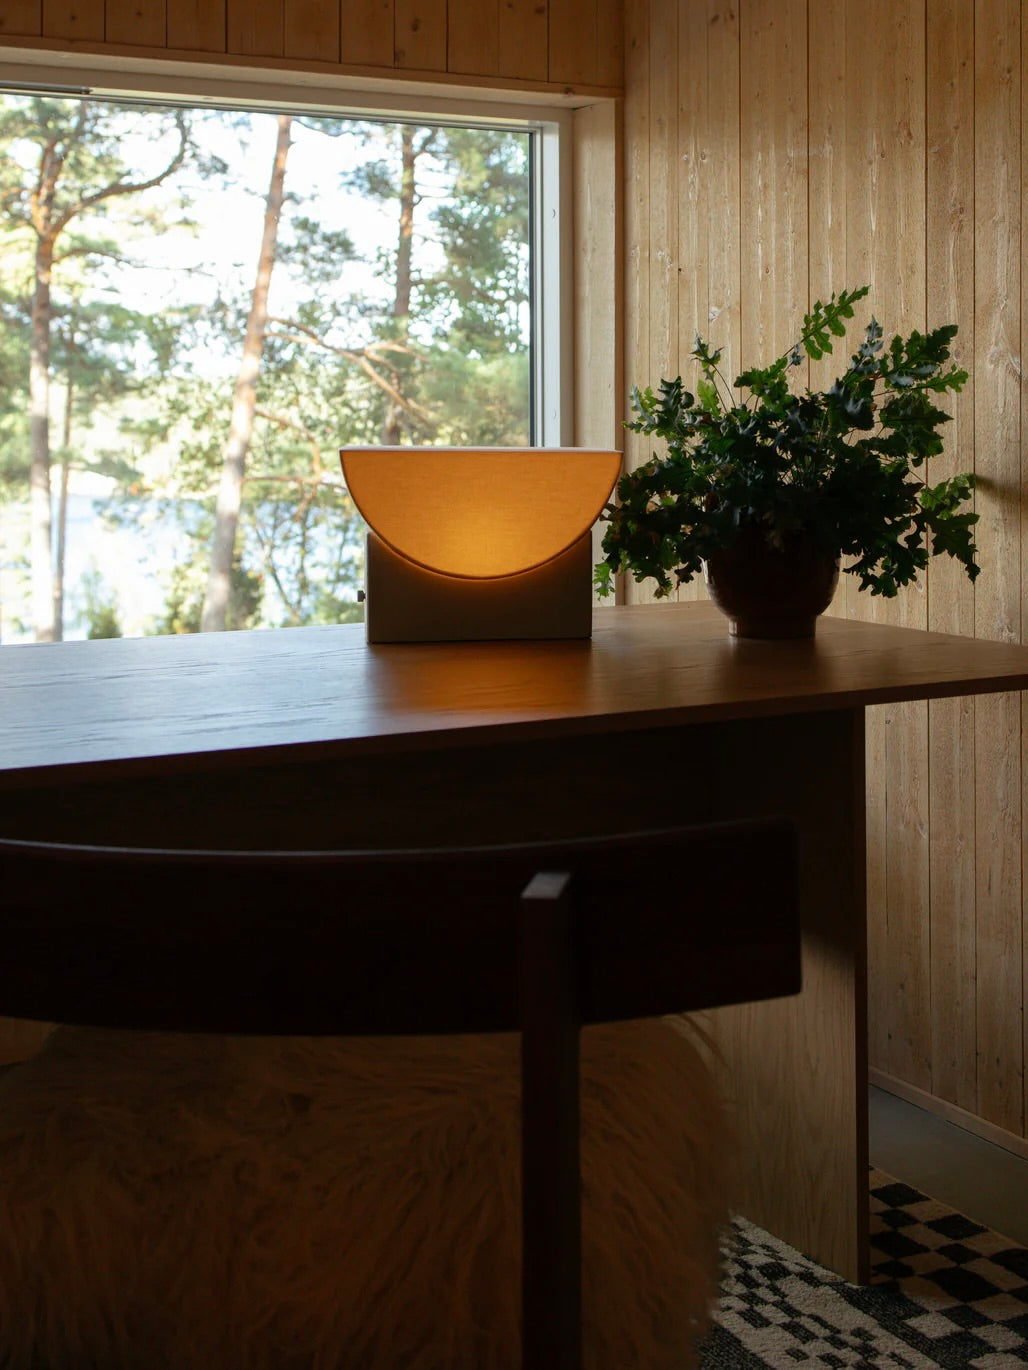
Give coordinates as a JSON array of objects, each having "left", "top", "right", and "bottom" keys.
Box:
[{"left": 0, "top": 1018, "right": 727, "bottom": 1369}]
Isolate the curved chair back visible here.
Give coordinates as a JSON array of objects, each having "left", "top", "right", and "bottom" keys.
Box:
[{"left": 0, "top": 818, "right": 800, "bottom": 1370}]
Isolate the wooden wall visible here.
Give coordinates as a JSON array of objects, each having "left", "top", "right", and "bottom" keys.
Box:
[
  {"left": 625, "top": 0, "right": 1028, "bottom": 1152},
  {"left": 0, "top": 0, "right": 623, "bottom": 90}
]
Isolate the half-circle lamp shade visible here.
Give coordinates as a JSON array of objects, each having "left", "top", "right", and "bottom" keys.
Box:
[{"left": 340, "top": 447, "right": 622, "bottom": 580}]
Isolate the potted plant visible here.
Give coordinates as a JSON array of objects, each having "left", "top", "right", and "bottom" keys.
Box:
[{"left": 594, "top": 286, "right": 980, "bottom": 638}]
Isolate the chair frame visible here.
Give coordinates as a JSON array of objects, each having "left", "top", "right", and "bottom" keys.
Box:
[{"left": 0, "top": 817, "right": 800, "bottom": 1369}]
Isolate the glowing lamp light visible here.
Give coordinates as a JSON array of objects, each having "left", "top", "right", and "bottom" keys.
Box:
[{"left": 340, "top": 447, "right": 622, "bottom": 643}]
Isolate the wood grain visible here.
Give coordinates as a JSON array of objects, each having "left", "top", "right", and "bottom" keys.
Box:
[
  {"left": 1, "top": 1, "right": 624, "bottom": 88},
  {"left": 842, "top": 0, "right": 931, "bottom": 1093},
  {"left": 806, "top": 0, "right": 847, "bottom": 626},
  {"left": 340, "top": 0, "right": 394, "bottom": 66},
  {"left": 41, "top": 0, "right": 103, "bottom": 39},
  {"left": 496, "top": 0, "right": 548, "bottom": 82},
  {"left": 806, "top": 0, "right": 846, "bottom": 363},
  {"left": 166, "top": 0, "right": 226, "bottom": 52},
  {"left": 616, "top": 0, "right": 1026, "bottom": 1148},
  {"left": 877, "top": 0, "right": 932, "bottom": 1090},
  {"left": 705, "top": 709, "right": 868, "bottom": 1282},
  {"left": 620, "top": 0, "right": 648, "bottom": 602},
  {"left": 676, "top": 0, "right": 708, "bottom": 418},
  {"left": 393, "top": 0, "right": 445, "bottom": 69},
  {"left": 548, "top": 0, "right": 593, "bottom": 85},
  {"left": 0, "top": 0, "right": 42, "bottom": 35},
  {"left": 573, "top": 100, "right": 622, "bottom": 452},
  {"left": 104, "top": 0, "right": 166, "bottom": 45},
  {"left": 1022, "top": 0, "right": 1028, "bottom": 1148},
  {"left": 926, "top": 0, "right": 977, "bottom": 1112},
  {"left": 973, "top": 0, "right": 1023, "bottom": 1136},
  {"left": 447, "top": 0, "right": 497, "bottom": 74},
  {"left": 283, "top": 0, "right": 340, "bottom": 61},
  {"left": 4, "top": 605, "right": 1028, "bottom": 784},
  {"left": 227, "top": 0, "right": 283, "bottom": 56},
  {"left": 739, "top": 0, "right": 807, "bottom": 364},
  {"left": 694, "top": 0, "right": 741, "bottom": 606},
  {"left": 592, "top": 0, "right": 620, "bottom": 88},
  {"left": 645, "top": 0, "right": 676, "bottom": 422}
]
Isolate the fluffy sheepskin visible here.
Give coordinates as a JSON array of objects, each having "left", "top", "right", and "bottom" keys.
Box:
[{"left": 0, "top": 1018, "right": 728, "bottom": 1370}]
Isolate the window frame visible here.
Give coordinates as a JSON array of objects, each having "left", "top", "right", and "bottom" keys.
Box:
[{"left": 0, "top": 46, "right": 575, "bottom": 446}]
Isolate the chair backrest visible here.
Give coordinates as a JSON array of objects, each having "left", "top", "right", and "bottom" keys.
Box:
[{"left": 0, "top": 817, "right": 800, "bottom": 1035}]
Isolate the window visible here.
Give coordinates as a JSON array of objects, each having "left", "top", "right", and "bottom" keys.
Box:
[{"left": 0, "top": 71, "right": 568, "bottom": 642}]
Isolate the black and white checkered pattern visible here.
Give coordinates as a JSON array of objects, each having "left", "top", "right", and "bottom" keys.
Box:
[{"left": 699, "top": 1171, "right": 1028, "bottom": 1368}]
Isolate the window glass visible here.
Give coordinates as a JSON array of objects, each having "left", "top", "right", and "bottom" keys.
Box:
[{"left": 0, "top": 94, "right": 533, "bottom": 641}]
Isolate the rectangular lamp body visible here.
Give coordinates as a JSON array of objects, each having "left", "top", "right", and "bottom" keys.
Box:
[{"left": 363, "top": 532, "right": 594, "bottom": 644}]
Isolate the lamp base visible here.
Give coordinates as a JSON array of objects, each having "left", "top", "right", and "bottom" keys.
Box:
[{"left": 362, "top": 533, "right": 594, "bottom": 643}]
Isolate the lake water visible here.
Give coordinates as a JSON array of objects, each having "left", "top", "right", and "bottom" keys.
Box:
[{"left": 1, "top": 490, "right": 363, "bottom": 643}]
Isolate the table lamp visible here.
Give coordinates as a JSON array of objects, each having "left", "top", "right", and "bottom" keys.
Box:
[{"left": 339, "top": 447, "right": 622, "bottom": 643}]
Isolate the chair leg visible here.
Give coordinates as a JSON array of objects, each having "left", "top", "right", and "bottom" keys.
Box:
[{"left": 519, "top": 872, "right": 582, "bottom": 1370}]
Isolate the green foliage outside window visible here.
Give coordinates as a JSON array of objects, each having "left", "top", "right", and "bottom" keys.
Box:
[{"left": 0, "top": 96, "right": 532, "bottom": 642}]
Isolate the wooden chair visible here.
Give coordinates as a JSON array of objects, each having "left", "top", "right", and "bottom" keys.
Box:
[{"left": 0, "top": 818, "right": 800, "bottom": 1370}]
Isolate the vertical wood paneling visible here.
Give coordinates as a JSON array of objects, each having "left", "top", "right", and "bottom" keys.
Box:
[
  {"left": 105, "top": 0, "right": 166, "bottom": 45},
  {"left": 166, "top": 0, "right": 225, "bottom": 52},
  {"left": 838, "top": 1, "right": 888, "bottom": 1078},
  {"left": 283, "top": 0, "right": 340, "bottom": 61},
  {"left": 806, "top": 0, "right": 847, "bottom": 628},
  {"left": 42, "top": 0, "right": 104, "bottom": 40},
  {"left": 447, "top": 0, "right": 498, "bottom": 74},
  {"left": 807, "top": 1, "right": 846, "bottom": 357},
  {"left": 620, "top": 0, "right": 648, "bottom": 605},
  {"left": 227, "top": 0, "right": 283, "bottom": 56},
  {"left": 624, "top": 0, "right": 675, "bottom": 606},
  {"left": 739, "top": 0, "right": 807, "bottom": 365},
  {"left": 497, "top": 0, "right": 548, "bottom": 82},
  {"left": 926, "top": 0, "right": 978, "bottom": 1113},
  {"left": 677, "top": 0, "right": 711, "bottom": 413},
  {"left": 974, "top": 0, "right": 1023, "bottom": 1136},
  {"left": 394, "top": 0, "right": 446, "bottom": 69},
  {"left": 548, "top": 0, "right": 595, "bottom": 85},
  {"left": 624, "top": 0, "right": 1027, "bottom": 1145},
  {"left": 340, "top": 0, "right": 394, "bottom": 66},
  {"left": 704, "top": 3, "right": 741, "bottom": 429},
  {"left": 573, "top": 100, "right": 621, "bottom": 452},
  {"left": 1023, "top": 0, "right": 1028, "bottom": 1144},
  {"left": 627, "top": 1, "right": 738, "bottom": 608},
  {"left": 0, "top": 1, "right": 43, "bottom": 35},
  {"left": 646, "top": 0, "right": 676, "bottom": 389},
  {"left": 593, "top": 0, "right": 622, "bottom": 88},
  {"left": 843, "top": 0, "right": 931, "bottom": 1094}
]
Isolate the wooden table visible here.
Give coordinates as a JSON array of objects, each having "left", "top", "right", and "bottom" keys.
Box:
[{"left": 4, "top": 601, "right": 1028, "bottom": 1283}]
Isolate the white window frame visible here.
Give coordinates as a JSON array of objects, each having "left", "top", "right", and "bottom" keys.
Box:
[{"left": 0, "top": 46, "right": 575, "bottom": 446}]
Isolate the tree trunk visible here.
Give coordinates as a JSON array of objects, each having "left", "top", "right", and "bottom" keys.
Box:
[
  {"left": 382, "top": 125, "right": 416, "bottom": 446},
  {"left": 52, "top": 317, "right": 77, "bottom": 643},
  {"left": 201, "top": 114, "right": 292, "bottom": 633},
  {"left": 53, "top": 354, "right": 74, "bottom": 644},
  {"left": 29, "top": 236, "right": 55, "bottom": 641}
]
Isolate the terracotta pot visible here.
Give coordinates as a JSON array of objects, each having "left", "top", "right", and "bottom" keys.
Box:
[{"left": 703, "top": 526, "right": 840, "bottom": 639}]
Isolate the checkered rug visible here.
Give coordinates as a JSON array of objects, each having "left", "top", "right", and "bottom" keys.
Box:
[{"left": 699, "top": 1171, "right": 1028, "bottom": 1368}]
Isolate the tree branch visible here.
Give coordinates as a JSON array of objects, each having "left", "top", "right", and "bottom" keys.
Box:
[
  {"left": 52, "top": 113, "right": 191, "bottom": 236},
  {"left": 263, "top": 317, "right": 437, "bottom": 429}
]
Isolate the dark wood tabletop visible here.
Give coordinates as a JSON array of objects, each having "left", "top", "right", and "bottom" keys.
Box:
[{"left": 3, "top": 601, "right": 1028, "bottom": 785}]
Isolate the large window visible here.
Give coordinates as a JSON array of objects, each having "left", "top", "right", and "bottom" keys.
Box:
[{"left": 0, "top": 79, "right": 564, "bottom": 642}]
